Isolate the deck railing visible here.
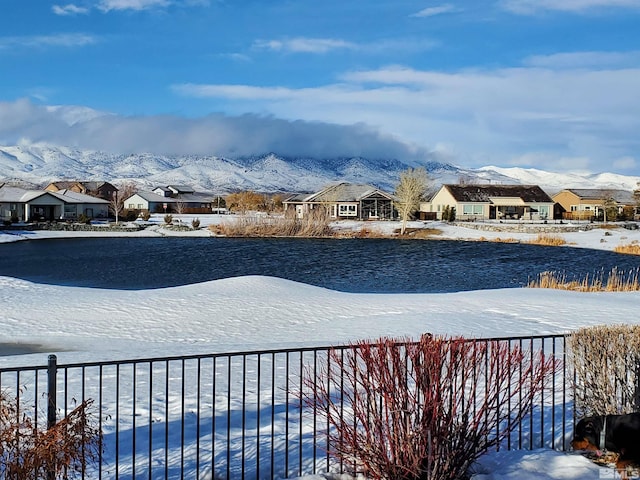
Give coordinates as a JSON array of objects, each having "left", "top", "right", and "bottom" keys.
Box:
[{"left": 0, "top": 333, "right": 572, "bottom": 479}]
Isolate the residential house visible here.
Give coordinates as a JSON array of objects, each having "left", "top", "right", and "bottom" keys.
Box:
[
  {"left": 422, "top": 184, "right": 555, "bottom": 221},
  {"left": 0, "top": 184, "right": 110, "bottom": 222},
  {"left": 552, "top": 188, "right": 637, "bottom": 221},
  {"left": 283, "top": 183, "right": 397, "bottom": 220},
  {"left": 124, "top": 185, "right": 214, "bottom": 214},
  {"left": 45, "top": 181, "right": 118, "bottom": 201}
]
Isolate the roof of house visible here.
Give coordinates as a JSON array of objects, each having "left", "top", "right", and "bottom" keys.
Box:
[
  {"left": 167, "top": 185, "right": 195, "bottom": 194},
  {"left": 49, "top": 189, "right": 110, "bottom": 204},
  {"left": 130, "top": 191, "right": 176, "bottom": 203},
  {"left": 48, "top": 181, "right": 116, "bottom": 191},
  {"left": 294, "top": 183, "right": 394, "bottom": 203},
  {"left": 0, "top": 185, "right": 109, "bottom": 204},
  {"left": 559, "top": 188, "right": 635, "bottom": 204},
  {"left": 441, "top": 184, "right": 554, "bottom": 203}
]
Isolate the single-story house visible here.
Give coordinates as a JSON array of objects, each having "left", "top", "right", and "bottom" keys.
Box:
[
  {"left": 422, "top": 184, "right": 555, "bottom": 221},
  {"left": 0, "top": 184, "right": 110, "bottom": 222},
  {"left": 45, "top": 181, "right": 118, "bottom": 201},
  {"left": 552, "top": 188, "right": 637, "bottom": 220},
  {"left": 283, "top": 183, "right": 397, "bottom": 220},
  {"left": 124, "top": 185, "right": 214, "bottom": 214}
]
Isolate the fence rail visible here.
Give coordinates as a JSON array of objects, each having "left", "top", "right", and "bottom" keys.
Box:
[{"left": 0, "top": 334, "right": 572, "bottom": 479}]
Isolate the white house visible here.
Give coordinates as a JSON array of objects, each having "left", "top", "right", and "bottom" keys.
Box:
[{"left": 0, "top": 184, "right": 110, "bottom": 222}]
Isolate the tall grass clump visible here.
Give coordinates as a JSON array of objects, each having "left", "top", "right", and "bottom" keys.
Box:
[
  {"left": 213, "top": 209, "right": 333, "bottom": 237},
  {"left": 614, "top": 243, "right": 640, "bottom": 256},
  {"left": 526, "top": 234, "right": 567, "bottom": 246},
  {"left": 528, "top": 267, "right": 640, "bottom": 292}
]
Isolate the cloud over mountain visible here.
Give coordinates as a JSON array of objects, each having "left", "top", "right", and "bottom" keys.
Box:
[{"left": 0, "top": 99, "right": 432, "bottom": 163}]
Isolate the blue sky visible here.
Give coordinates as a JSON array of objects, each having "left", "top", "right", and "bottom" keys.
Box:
[{"left": 1, "top": 0, "right": 640, "bottom": 175}]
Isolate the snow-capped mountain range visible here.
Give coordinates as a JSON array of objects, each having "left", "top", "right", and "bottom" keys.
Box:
[{"left": 0, "top": 143, "right": 638, "bottom": 194}]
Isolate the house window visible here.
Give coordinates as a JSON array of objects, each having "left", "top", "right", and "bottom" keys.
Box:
[
  {"left": 570, "top": 205, "right": 578, "bottom": 212},
  {"left": 137, "top": 204, "right": 143, "bottom": 209},
  {"left": 338, "top": 204, "right": 358, "bottom": 217},
  {"left": 64, "top": 205, "right": 77, "bottom": 218},
  {"left": 537, "top": 205, "right": 550, "bottom": 218},
  {"left": 128, "top": 203, "right": 135, "bottom": 209},
  {"left": 462, "top": 204, "right": 483, "bottom": 215}
]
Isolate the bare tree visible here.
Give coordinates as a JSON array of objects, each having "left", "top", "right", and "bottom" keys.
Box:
[
  {"left": 394, "top": 167, "right": 429, "bottom": 235},
  {"left": 109, "top": 182, "right": 137, "bottom": 224},
  {"left": 601, "top": 190, "right": 618, "bottom": 223},
  {"left": 633, "top": 182, "right": 640, "bottom": 219}
]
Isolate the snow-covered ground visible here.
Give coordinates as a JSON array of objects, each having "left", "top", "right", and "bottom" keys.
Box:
[{"left": 2, "top": 215, "right": 639, "bottom": 479}]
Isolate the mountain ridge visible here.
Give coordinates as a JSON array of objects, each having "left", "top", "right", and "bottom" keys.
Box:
[{"left": 0, "top": 143, "right": 638, "bottom": 194}]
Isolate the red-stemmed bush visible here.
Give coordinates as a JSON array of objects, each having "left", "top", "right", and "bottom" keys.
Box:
[{"left": 302, "top": 334, "right": 559, "bottom": 480}]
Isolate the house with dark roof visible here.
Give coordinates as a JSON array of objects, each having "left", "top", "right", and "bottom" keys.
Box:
[
  {"left": 422, "top": 184, "right": 555, "bottom": 221},
  {"left": 124, "top": 185, "right": 214, "bottom": 214},
  {"left": 283, "top": 183, "right": 397, "bottom": 220},
  {"left": 0, "top": 184, "right": 110, "bottom": 222},
  {"left": 45, "top": 181, "right": 118, "bottom": 201},
  {"left": 552, "top": 188, "right": 637, "bottom": 221}
]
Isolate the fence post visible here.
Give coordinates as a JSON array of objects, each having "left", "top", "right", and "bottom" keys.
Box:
[
  {"left": 47, "top": 354, "right": 57, "bottom": 430},
  {"left": 47, "top": 354, "right": 58, "bottom": 480}
]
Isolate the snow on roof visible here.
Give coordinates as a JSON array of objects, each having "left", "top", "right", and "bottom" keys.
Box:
[{"left": 305, "top": 182, "right": 393, "bottom": 203}]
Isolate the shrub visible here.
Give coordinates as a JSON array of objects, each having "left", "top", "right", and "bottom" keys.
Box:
[
  {"left": 10, "top": 214, "right": 19, "bottom": 223},
  {"left": 191, "top": 218, "right": 201, "bottom": 229},
  {"left": 77, "top": 213, "right": 92, "bottom": 224},
  {"left": 163, "top": 214, "right": 173, "bottom": 225},
  {"left": 139, "top": 210, "right": 151, "bottom": 221},
  {"left": 0, "top": 393, "right": 101, "bottom": 479},
  {"left": 2, "top": 220, "right": 10, "bottom": 226},
  {"left": 569, "top": 325, "right": 640, "bottom": 417},
  {"left": 302, "top": 335, "right": 557, "bottom": 480}
]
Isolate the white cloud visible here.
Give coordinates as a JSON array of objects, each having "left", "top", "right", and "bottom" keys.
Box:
[
  {"left": 524, "top": 51, "right": 640, "bottom": 69},
  {"left": 252, "top": 37, "right": 437, "bottom": 55},
  {"left": 52, "top": 4, "right": 89, "bottom": 15},
  {"left": 0, "top": 99, "right": 431, "bottom": 161},
  {"left": 410, "top": 4, "right": 457, "bottom": 17},
  {"left": 253, "top": 38, "right": 357, "bottom": 54},
  {"left": 0, "top": 33, "right": 97, "bottom": 50},
  {"left": 502, "top": 0, "right": 640, "bottom": 15},
  {"left": 172, "top": 61, "right": 640, "bottom": 173},
  {"left": 97, "top": 0, "right": 170, "bottom": 12}
]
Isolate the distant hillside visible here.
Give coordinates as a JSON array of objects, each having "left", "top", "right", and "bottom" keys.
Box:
[{"left": 0, "top": 143, "right": 638, "bottom": 194}]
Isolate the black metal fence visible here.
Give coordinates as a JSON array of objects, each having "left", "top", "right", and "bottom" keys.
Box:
[{"left": 0, "top": 334, "right": 572, "bottom": 479}]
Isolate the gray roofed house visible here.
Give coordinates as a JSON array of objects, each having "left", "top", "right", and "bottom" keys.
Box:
[
  {"left": 0, "top": 184, "right": 110, "bottom": 222},
  {"left": 423, "top": 184, "right": 555, "bottom": 221},
  {"left": 125, "top": 186, "right": 214, "bottom": 214},
  {"left": 283, "top": 182, "right": 397, "bottom": 220}
]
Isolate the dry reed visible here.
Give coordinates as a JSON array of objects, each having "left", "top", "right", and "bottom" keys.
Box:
[
  {"left": 528, "top": 267, "right": 640, "bottom": 292},
  {"left": 614, "top": 243, "right": 640, "bottom": 256},
  {"left": 526, "top": 234, "right": 567, "bottom": 246}
]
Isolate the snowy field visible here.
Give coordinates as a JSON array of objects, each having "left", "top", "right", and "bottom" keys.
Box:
[{"left": 2, "top": 216, "right": 640, "bottom": 479}]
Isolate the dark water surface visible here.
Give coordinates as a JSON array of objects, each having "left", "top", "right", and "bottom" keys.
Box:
[{"left": 1, "top": 237, "right": 639, "bottom": 293}]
